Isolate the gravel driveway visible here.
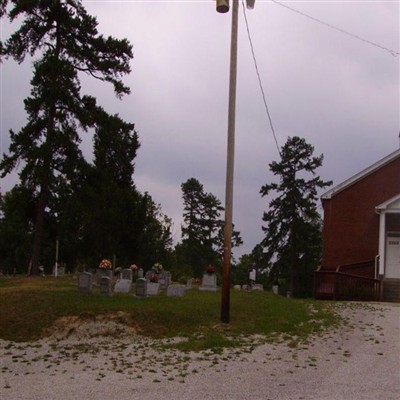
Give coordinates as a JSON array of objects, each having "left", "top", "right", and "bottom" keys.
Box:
[{"left": 1, "top": 302, "right": 399, "bottom": 400}]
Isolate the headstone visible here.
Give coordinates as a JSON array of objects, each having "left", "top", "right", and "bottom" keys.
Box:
[
  {"left": 145, "top": 270, "right": 154, "bottom": 281},
  {"left": 252, "top": 284, "right": 264, "bottom": 291},
  {"left": 167, "top": 284, "right": 186, "bottom": 297},
  {"left": 114, "top": 279, "right": 132, "bottom": 293},
  {"left": 158, "top": 271, "right": 172, "bottom": 288},
  {"left": 96, "top": 269, "right": 112, "bottom": 285},
  {"left": 53, "top": 266, "right": 65, "bottom": 276},
  {"left": 186, "top": 278, "right": 193, "bottom": 289},
  {"left": 272, "top": 285, "right": 279, "bottom": 295},
  {"left": 135, "top": 278, "right": 147, "bottom": 298},
  {"left": 114, "top": 267, "right": 123, "bottom": 279},
  {"left": 242, "top": 284, "right": 250, "bottom": 291},
  {"left": 77, "top": 272, "right": 92, "bottom": 294},
  {"left": 199, "top": 274, "right": 217, "bottom": 292},
  {"left": 138, "top": 268, "right": 144, "bottom": 278},
  {"left": 99, "top": 276, "right": 112, "bottom": 297},
  {"left": 146, "top": 282, "right": 161, "bottom": 296},
  {"left": 121, "top": 268, "right": 133, "bottom": 281},
  {"left": 249, "top": 269, "right": 256, "bottom": 282},
  {"left": 233, "top": 285, "right": 241, "bottom": 290}
]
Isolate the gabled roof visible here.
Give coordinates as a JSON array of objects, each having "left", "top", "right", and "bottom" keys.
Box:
[
  {"left": 321, "top": 148, "right": 400, "bottom": 200},
  {"left": 376, "top": 193, "right": 400, "bottom": 214}
]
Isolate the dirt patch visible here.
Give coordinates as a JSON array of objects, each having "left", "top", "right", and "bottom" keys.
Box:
[{"left": 44, "top": 311, "right": 141, "bottom": 340}]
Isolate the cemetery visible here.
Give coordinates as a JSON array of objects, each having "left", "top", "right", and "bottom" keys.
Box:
[{"left": 74, "top": 260, "right": 267, "bottom": 299}]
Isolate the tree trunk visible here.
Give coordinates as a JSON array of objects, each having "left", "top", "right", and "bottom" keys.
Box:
[{"left": 28, "top": 188, "right": 47, "bottom": 275}]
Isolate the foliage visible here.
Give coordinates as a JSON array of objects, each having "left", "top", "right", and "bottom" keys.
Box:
[
  {"left": 179, "top": 178, "right": 242, "bottom": 277},
  {"left": 0, "top": 2, "right": 174, "bottom": 274},
  {"left": 0, "top": 0, "right": 133, "bottom": 274},
  {"left": 0, "top": 186, "right": 35, "bottom": 274},
  {"left": 260, "top": 136, "right": 332, "bottom": 297}
]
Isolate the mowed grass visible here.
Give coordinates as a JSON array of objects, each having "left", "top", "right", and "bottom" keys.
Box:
[{"left": 0, "top": 276, "right": 338, "bottom": 350}]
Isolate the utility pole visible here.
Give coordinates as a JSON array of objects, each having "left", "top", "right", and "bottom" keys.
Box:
[
  {"left": 217, "top": 0, "right": 254, "bottom": 323},
  {"left": 217, "top": 0, "right": 239, "bottom": 324}
]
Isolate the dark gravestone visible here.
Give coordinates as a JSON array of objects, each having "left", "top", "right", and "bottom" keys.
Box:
[
  {"left": 77, "top": 272, "right": 92, "bottom": 294},
  {"left": 99, "top": 276, "right": 112, "bottom": 297},
  {"left": 135, "top": 278, "right": 147, "bottom": 298}
]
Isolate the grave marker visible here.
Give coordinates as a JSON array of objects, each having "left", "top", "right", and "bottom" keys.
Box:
[
  {"left": 77, "top": 272, "right": 92, "bottom": 294},
  {"left": 135, "top": 278, "right": 147, "bottom": 298},
  {"left": 114, "top": 279, "right": 132, "bottom": 293},
  {"left": 199, "top": 274, "right": 217, "bottom": 292},
  {"left": 121, "top": 268, "right": 133, "bottom": 281},
  {"left": 167, "top": 284, "right": 186, "bottom": 297},
  {"left": 99, "top": 276, "right": 112, "bottom": 297}
]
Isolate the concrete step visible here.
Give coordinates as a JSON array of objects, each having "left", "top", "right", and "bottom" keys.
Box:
[{"left": 383, "top": 279, "right": 400, "bottom": 301}]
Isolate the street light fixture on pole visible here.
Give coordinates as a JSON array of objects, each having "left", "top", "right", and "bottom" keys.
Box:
[{"left": 216, "top": 0, "right": 254, "bottom": 323}]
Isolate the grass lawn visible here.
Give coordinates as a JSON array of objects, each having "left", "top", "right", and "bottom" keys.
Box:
[{"left": 0, "top": 275, "right": 339, "bottom": 351}]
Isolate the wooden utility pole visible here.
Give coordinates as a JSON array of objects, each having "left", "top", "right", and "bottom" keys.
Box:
[{"left": 219, "top": 0, "right": 239, "bottom": 323}]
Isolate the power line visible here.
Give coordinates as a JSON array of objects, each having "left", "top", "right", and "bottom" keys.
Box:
[
  {"left": 241, "top": 0, "right": 282, "bottom": 158},
  {"left": 271, "top": 0, "right": 400, "bottom": 58}
]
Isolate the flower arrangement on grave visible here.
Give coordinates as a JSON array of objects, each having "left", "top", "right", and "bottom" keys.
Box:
[
  {"left": 99, "top": 259, "right": 112, "bottom": 269},
  {"left": 130, "top": 264, "right": 138, "bottom": 271},
  {"left": 152, "top": 263, "right": 163, "bottom": 274},
  {"left": 149, "top": 274, "right": 159, "bottom": 283},
  {"left": 205, "top": 264, "right": 216, "bottom": 275}
]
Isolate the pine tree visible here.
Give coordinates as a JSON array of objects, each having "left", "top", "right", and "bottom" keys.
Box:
[
  {"left": 260, "top": 136, "right": 332, "bottom": 297},
  {"left": 0, "top": 1, "right": 133, "bottom": 274},
  {"left": 180, "top": 177, "right": 242, "bottom": 276}
]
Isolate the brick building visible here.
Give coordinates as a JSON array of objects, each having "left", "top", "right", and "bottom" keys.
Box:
[{"left": 314, "top": 149, "right": 400, "bottom": 301}]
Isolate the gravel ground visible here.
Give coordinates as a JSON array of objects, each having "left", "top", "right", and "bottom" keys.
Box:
[{"left": 1, "top": 302, "right": 399, "bottom": 400}]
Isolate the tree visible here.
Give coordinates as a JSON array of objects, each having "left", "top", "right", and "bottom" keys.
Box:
[
  {"left": 76, "top": 111, "right": 140, "bottom": 266},
  {"left": 0, "top": 186, "right": 35, "bottom": 274},
  {"left": 180, "top": 177, "right": 242, "bottom": 276},
  {"left": 0, "top": 1, "right": 133, "bottom": 274},
  {"left": 260, "top": 136, "right": 332, "bottom": 297}
]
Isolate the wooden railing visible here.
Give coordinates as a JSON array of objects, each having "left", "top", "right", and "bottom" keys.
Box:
[
  {"left": 336, "top": 259, "right": 376, "bottom": 278},
  {"left": 314, "top": 260, "right": 381, "bottom": 301}
]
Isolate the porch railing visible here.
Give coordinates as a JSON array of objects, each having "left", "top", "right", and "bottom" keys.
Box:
[{"left": 314, "top": 260, "right": 381, "bottom": 301}]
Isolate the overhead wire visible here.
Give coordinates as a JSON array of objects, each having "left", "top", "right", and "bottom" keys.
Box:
[
  {"left": 241, "top": 0, "right": 282, "bottom": 158},
  {"left": 271, "top": 0, "right": 400, "bottom": 58}
]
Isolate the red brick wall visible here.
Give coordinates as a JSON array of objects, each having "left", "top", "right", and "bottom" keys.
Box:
[{"left": 322, "top": 156, "right": 400, "bottom": 269}]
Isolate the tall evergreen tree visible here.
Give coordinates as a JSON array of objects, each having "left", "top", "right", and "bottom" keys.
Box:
[
  {"left": 180, "top": 177, "right": 242, "bottom": 276},
  {"left": 0, "top": 186, "right": 35, "bottom": 274},
  {"left": 0, "top": 1, "right": 133, "bottom": 274},
  {"left": 260, "top": 136, "right": 331, "bottom": 297},
  {"left": 78, "top": 111, "right": 140, "bottom": 265}
]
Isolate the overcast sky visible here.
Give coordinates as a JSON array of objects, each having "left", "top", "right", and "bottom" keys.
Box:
[{"left": 1, "top": 0, "right": 399, "bottom": 258}]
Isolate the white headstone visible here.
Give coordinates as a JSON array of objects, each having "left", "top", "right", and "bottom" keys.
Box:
[
  {"left": 167, "top": 284, "right": 186, "bottom": 297},
  {"left": 186, "top": 278, "right": 193, "bottom": 289},
  {"left": 249, "top": 269, "right": 256, "bottom": 281},
  {"left": 199, "top": 274, "right": 217, "bottom": 292},
  {"left": 146, "top": 282, "right": 161, "bottom": 296},
  {"left": 114, "top": 279, "right": 132, "bottom": 293}
]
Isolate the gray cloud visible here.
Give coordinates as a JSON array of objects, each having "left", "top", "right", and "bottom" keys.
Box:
[{"left": 1, "top": 1, "right": 399, "bottom": 258}]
